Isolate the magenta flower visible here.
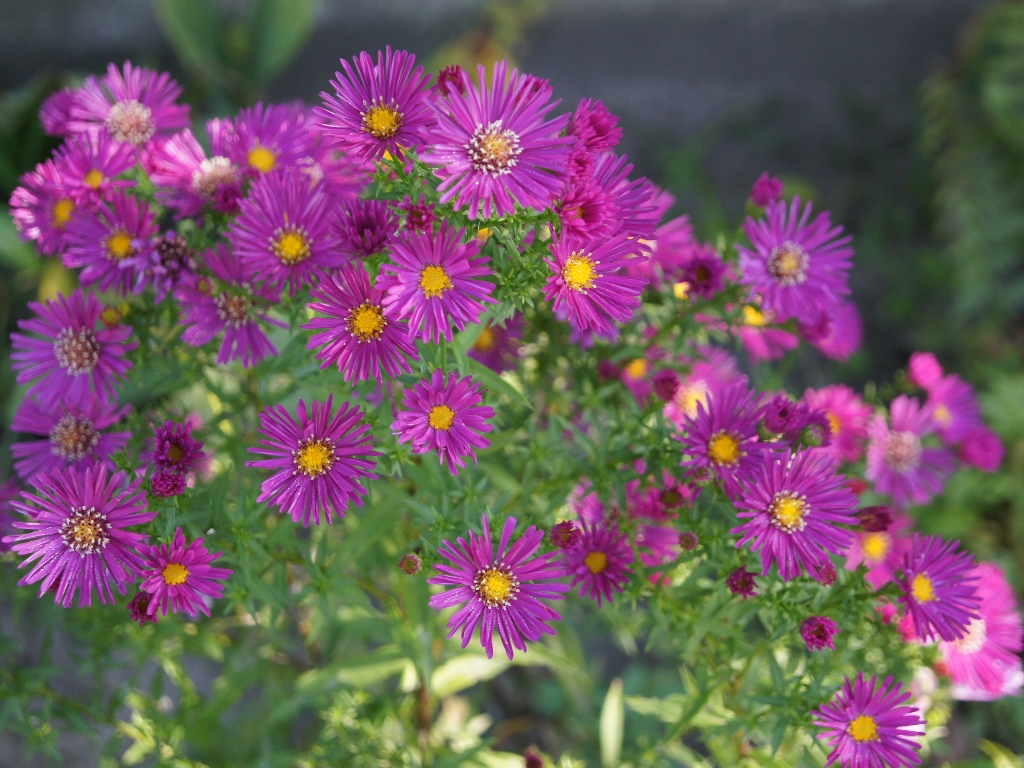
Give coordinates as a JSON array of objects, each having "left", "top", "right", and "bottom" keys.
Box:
[
  {"left": 801, "top": 616, "right": 840, "bottom": 650},
  {"left": 9, "top": 160, "right": 76, "bottom": 255},
  {"left": 379, "top": 223, "right": 496, "bottom": 343},
  {"left": 803, "top": 385, "right": 872, "bottom": 463},
  {"left": 926, "top": 374, "right": 982, "bottom": 445},
  {"left": 428, "top": 515, "right": 569, "bottom": 660},
  {"left": 336, "top": 198, "right": 398, "bottom": 259},
  {"left": 634, "top": 213, "right": 697, "bottom": 288},
  {"left": 567, "top": 98, "right": 623, "bottom": 156},
  {"left": 938, "top": 562, "right": 1023, "bottom": 701},
  {"left": 555, "top": 178, "right": 615, "bottom": 241},
  {"left": 316, "top": 47, "right": 434, "bottom": 161},
  {"left": 468, "top": 315, "right": 522, "bottom": 373},
  {"left": 813, "top": 673, "right": 924, "bottom": 768},
  {"left": 127, "top": 590, "right": 158, "bottom": 625},
  {"left": 247, "top": 396, "right": 379, "bottom": 526},
  {"left": 564, "top": 521, "right": 633, "bottom": 606},
  {"left": 150, "top": 128, "right": 241, "bottom": 218},
  {"left": 958, "top": 425, "right": 1005, "bottom": 472},
  {"left": 682, "top": 245, "right": 727, "bottom": 299},
  {"left": 53, "top": 129, "right": 136, "bottom": 206},
  {"left": 138, "top": 528, "right": 232, "bottom": 618},
  {"left": 392, "top": 369, "right": 495, "bottom": 474},
  {"left": 549, "top": 521, "right": 582, "bottom": 550},
  {"left": 421, "top": 61, "right": 572, "bottom": 219},
  {"left": 738, "top": 196, "right": 854, "bottom": 324},
  {"left": 151, "top": 471, "right": 186, "bottom": 498},
  {"left": 228, "top": 169, "right": 344, "bottom": 295},
  {"left": 152, "top": 420, "right": 205, "bottom": 475},
  {"left": 176, "top": 244, "right": 285, "bottom": 368},
  {"left": 798, "top": 302, "right": 863, "bottom": 362},
  {"left": 733, "top": 449, "right": 858, "bottom": 581},
  {"left": 141, "top": 232, "right": 198, "bottom": 302},
  {"left": 544, "top": 232, "right": 648, "bottom": 337},
  {"left": 40, "top": 87, "right": 80, "bottom": 137},
  {"left": 225, "top": 101, "right": 311, "bottom": 177},
  {"left": 70, "top": 61, "right": 190, "bottom": 146},
  {"left": 737, "top": 306, "right": 799, "bottom": 364},
  {"left": 11, "top": 289, "right": 135, "bottom": 409},
  {"left": 397, "top": 195, "right": 437, "bottom": 232},
  {"left": 866, "top": 395, "right": 955, "bottom": 509},
  {"left": 2, "top": 465, "right": 155, "bottom": 608},
  {"left": 556, "top": 153, "right": 658, "bottom": 243},
  {"left": 844, "top": 512, "right": 913, "bottom": 590},
  {"left": 663, "top": 347, "right": 747, "bottom": 428},
  {"left": 304, "top": 263, "right": 419, "bottom": 383},
  {"left": 726, "top": 566, "right": 758, "bottom": 598},
  {"left": 636, "top": 524, "right": 680, "bottom": 583},
  {"left": 898, "top": 534, "right": 980, "bottom": 642},
  {"left": 908, "top": 351, "right": 944, "bottom": 390},
  {"left": 64, "top": 190, "right": 156, "bottom": 294},
  {"left": 12, "top": 394, "right": 130, "bottom": 483},
  {"left": 750, "top": 172, "right": 783, "bottom": 207}
]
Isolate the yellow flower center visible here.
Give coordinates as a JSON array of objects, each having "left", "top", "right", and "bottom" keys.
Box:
[
  {"left": 348, "top": 302, "right": 386, "bottom": 341},
  {"left": 766, "top": 241, "right": 809, "bottom": 286},
  {"left": 912, "top": 572, "right": 937, "bottom": 603},
  {"left": 768, "top": 491, "right": 808, "bottom": 533},
  {"left": 428, "top": 404, "right": 456, "bottom": 431},
  {"left": 468, "top": 120, "right": 522, "bottom": 174},
  {"left": 52, "top": 197, "right": 75, "bottom": 227},
  {"left": 742, "top": 305, "right": 768, "bottom": 327},
  {"left": 162, "top": 563, "right": 189, "bottom": 586},
  {"left": 84, "top": 169, "right": 105, "bottom": 189},
  {"left": 473, "top": 566, "right": 518, "bottom": 607},
  {"left": 105, "top": 229, "right": 135, "bottom": 262},
  {"left": 562, "top": 253, "right": 597, "bottom": 292},
  {"left": 272, "top": 227, "right": 311, "bottom": 266},
  {"left": 419, "top": 265, "right": 453, "bottom": 298},
  {"left": 167, "top": 443, "right": 184, "bottom": 465},
  {"left": 673, "top": 281, "right": 690, "bottom": 300},
  {"left": 826, "top": 411, "right": 841, "bottom": 438},
  {"left": 861, "top": 532, "right": 890, "bottom": 563},
  {"left": 294, "top": 439, "right": 335, "bottom": 478},
  {"left": 933, "top": 403, "right": 951, "bottom": 427},
  {"left": 60, "top": 506, "right": 109, "bottom": 554},
  {"left": 848, "top": 714, "right": 880, "bottom": 743},
  {"left": 707, "top": 431, "right": 741, "bottom": 466},
  {"left": 101, "top": 306, "right": 122, "bottom": 327},
  {"left": 248, "top": 145, "right": 277, "bottom": 173},
  {"left": 363, "top": 103, "right": 403, "bottom": 139},
  {"left": 473, "top": 326, "right": 496, "bottom": 352},
  {"left": 584, "top": 551, "right": 608, "bottom": 574},
  {"left": 624, "top": 358, "right": 647, "bottom": 379}
]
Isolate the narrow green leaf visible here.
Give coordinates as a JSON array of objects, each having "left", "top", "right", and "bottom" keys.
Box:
[
  {"left": 251, "top": 0, "right": 318, "bottom": 82},
  {"left": 600, "top": 677, "right": 624, "bottom": 768},
  {"left": 155, "top": 0, "right": 221, "bottom": 72}
]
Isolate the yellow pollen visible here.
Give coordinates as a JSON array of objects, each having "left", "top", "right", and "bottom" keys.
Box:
[
  {"left": 105, "top": 230, "right": 135, "bottom": 261},
  {"left": 274, "top": 230, "right": 311, "bottom": 265},
  {"left": 861, "top": 532, "right": 890, "bottom": 562},
  {"left": 419, "top": 265, "right": 453, "bottom": 298},
  {"left": 70, "top": 520, "right": 101, "bottom": 548},
  {"left": 428, "top": 404, "right": 456, "bottom": 431},
  {"left": 827, "top": 411, "right": 841, "bottom": 438},
  {"left": 848, "top": 714, "right": 880, "bottom": 743},
  {"left": 562, "top": 253, "right": 597, "bottom": 292},
  {"left": 625, "top": 358, "right": 647, "bottom": 379},
  {"left": 673, "top": 281, "right": 690, "bottom": 300},
  {"left": 584, "top": 551, "right": 608, "bottom": 574},
  {"left": 295, "top": 439, "right": 335, "bottom": 478},
  {"left": 474, "top": 326, "right": 496, "bottom": 352},
  {"left": 162, "top": 563, "right": 189, "bottom": 586},
  {"left": 348, "top": 302, "right": 386, "bottom": 341},
  {"left": 84, "top": 169, "right": 104, "bottom": 189},
  {"left": 933, "top": 403, "right": 951, "bottom": 427},
  {"left": 477, "top": 568, "right": 514, "bottom": 604},
  {"left": 248, "top": 145, "right": 277, "bottom": 173},
  {"left": 912, "top": 573, "right": 937, "bottom": 603},
  {"left": 743, "top": 305, "right": 768, "bottom": 327},
  {"left": 363, "top": 104, "right": 402, "bottom": 139},
  {"left": 476, "top": 228, "right": 492, "bottom": 242},
  {"left": 768, "top": 492, "right": 808, "bottom": 533},
  {"left": 707, "top": 431, "right": 741, "bottom": 465},
  {"left": 101, "top": 307, "right": 122, "bottom": 328},
  {"left": 53, "top": 198, "right": 75, "bottom": 227}
]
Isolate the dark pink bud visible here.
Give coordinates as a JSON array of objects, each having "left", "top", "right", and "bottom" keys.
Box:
[
  {"left": 652, "top": 369, "right": 680, "bottom": 401},
  {"left": 549, "top": 521, "right": 581, "bottom": 550},
  {"left": 750, "top": 172, "right": 783, "bottom": 207},
  {"left": 399, "top": 553, "right": 422, "bottom": 575}
]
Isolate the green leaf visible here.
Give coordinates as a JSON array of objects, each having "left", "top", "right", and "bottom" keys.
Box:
[
  {"left": 155, "top": 0, "right": 221, "bottom": 73},
  {"left": 431, "top": 654, "right": 511, "bottom": 698},
  {"left": 599, "top": 677, "right": 624, "bottom": 768},
  {"left": 250, "top": 0, "right": 319, "bottom": 82},
  {"left": 455, "top": 352, "right": 533, "bottom": 410},
  {"left": 979, "top": 740, "right": 1024, "bottom": 768},
  {"left": 0, "top": 208, "right": 38, "bottom": 271}
]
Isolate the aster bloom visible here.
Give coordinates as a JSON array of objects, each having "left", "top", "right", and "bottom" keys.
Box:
[
  {"left": 399, "top": 553, "right": 423, "bottom": 575},
  {"left": 421, "top": 61, "right": 573, "bottom": 219},
  {"left": 939, "top": 563, "right": 1024, "bottom": 701},
  {"left": 738, "top": 196, "right": 854, "bottom": 324},
  {"left": 726, "top": 566, "right": 758, "bottom": 598},
  {"left": 926, "top": 374, "right": 982, "bottom": 446},
  {"left": 636, "top": 524, "right": 680, "bottom": 582},
  {"left": 304, "top": 263, "right": 419, "bottom": 383},
  {"left": 150, "top": 128, "right": 241, "bottom": 218},
  {"left": 225, "top": 101, "right": 311, "bottom": 177},
  {"left": 2, "top": 465, "right": 155, "bottom": 608},
  {"left": 564, "top": 521, "right": 633, "bottom": 607},
  {"left": 397, "top": 195, "right": 437, "bottom": 232},
  {"left": 544, "top": 232, "right": 648, "bottom": 337},
  {"left": 898, "top": 534, "right": 980, "bottom": 642},
  {"left": 142, "top": 231, "right": 198, "bottom": 301},
  {"left": 799, "top": 302, "right": 863, "bottom": 362},
  {"left": 549, "top": 521, "right": 582, "bottom": 550},
  {"left": 816, "top": 561, "right": 839, "bottom": 586},
  {"left": 682, "top": 245, "right": 727, "bottom": 300},
  {"left": 176, "top": 244, "right": 285, "bottom": 368},
  {"left": 468, "top": 315, "right": 522, "bottom": 372},
  {"left": 228, "top": 169, "right": 344, "bottom": 294},
  {"left": 676, "top": 383, "right": 767, "bottom": 498},
  {"left": 53, "top": 130, "right": 136, "bottom": 206},
  {"left": 40, "top": 87, "right": 80, "bottom": 137},
  {"left": 336, "top": 198, "right": 397, "bottom": 259},
  {"left": 635, "top": 212, "right": 697, "bottom": 288},
  {"left": 803, "top": 385, "right": 872, "bottom": 463},
  {"left": 567, "top": 98, "right": 622, "bottom": 155},
  {"left": 435, "top": 65, "right": 470, "bottom": 96},
  {"left": 663, "top": 347, "right": 747, "bottom": 428},
  {"left": 11, "top": 289, "right": 134, "bottom": 409},
  {"left": 9, "top": 160, "right": 77, "bottom": 255},
  {"left": 844, "top": 512, "right": 913, "bottom": 590},
  {"left": 734, "top": 304, "right": 800, "bottom": 364},
  {"left": 750, "top": 172, "right": 783, "bottom": 207},
  {"left": 908, "top": 352, "right": 943, "bottom": 390},
  {"left": 379, "top": 223, "right": 496, "bottom": 343},
  {"left": 11, "top": 394, "right": 130, "bottom": 483},
  {"left": 427, "top": 515, "right": 569, "bottom": 660},
  {"left": 813, "top": 673, "right": 924, "bottom": 768},
  {"left": 152, "top": 421, "right": 205, "bottom": 475},
  {"left": 652, "top": 369, "right": 680, "bottom": 401},
  {"left": 138, "top": 528, "right": 232, "bottom": 617},
  {"left": 958, "top": 425, "right": 1004, "bottom": 472},
  {"left": 733, "top": 449, "right": 859, "bottom": 581},
  {"left": 247, "top": 396, "right": 379, "bottom": 526},
  {"left": 801, "top": 616, "right": 841, "bottom": 651},
  {"left": 866, "top": 395, "right": 956, "bottom": 509},
  {"left": 127, "top": 590, "right": 158, "bottom": 625},
  {"left": 392, "top": 369, "right": 495, "bottom": 474},
  {"left": 69, "top": 61, "right": 190, "bottom": 146},
  {"left": 316, "top": 47, "right": 434, "bottom": 161}
]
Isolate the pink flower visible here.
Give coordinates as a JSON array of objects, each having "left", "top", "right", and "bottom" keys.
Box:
[
  {"left": 907, "top": 352, "right": 943, "bottom": 391},
  {"left": 750, "top": 172, "right": 783, "bottom": 207},
  {"left": 958, "top": 425, "right": 1004, "bottom": 472}
]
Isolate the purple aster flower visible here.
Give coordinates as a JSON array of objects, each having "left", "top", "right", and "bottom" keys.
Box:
[
  {"left": 652, "top": 369, "right": 680, "bottom": 401},
  {"left": 150, "top": 471, "right": 186, "bottom": 498},
  {"left": 436, "top": 65, "right": 470, "bottom": 96},
  {"left": 567, "top": 98, "right": 623, "bottom": 155},
  {"left": 11, "top": 289, "right": 135, "bottom": 409},
  {"left": 40, "top": 87, "right": 80, "bottom": 137},
  {"left": 152, "top": 420, "right": 205, "bottom": 475},
  {"left": 898, "top": 534, "right": 980, "bottom": 642},
  {"left": 635, "top": 213, "right": 697, "bottom": 288},
  {"left": 726, "top": 566, "right": 758, "bottom": 598},
  {"left": 127, "top": 589, "right": 158, "bottom": 625},
  {"left": 53, "top": 130, "right": 136, "bottom": 206},
  {"left": 564, "top": 521, "right": 633, "bottom": 606},
  {"left": 2, "top": 465, "right": 155, "bottom": 608},
  {"left": 926, "top": 374, "right": 982, "bottom": 446},
  {"left": 427, "top": 514, "right": 569, "bottom": 660},
  {"left": 9, "top": 160, "right": 76, "bottom": 255},
  {"left": 138, "top": 528, "right": 232, "bottom": 618},
  {"left": 304, "top": 263, "right": 419, "bottom": 383},
  {"left": 555, "top": 178, "right": 615, "bottom": 240},
  {"left": 856, "top": 506, "right": 894, "bottom": 533},
  {"left": 379, "top": 222, "right": 496, "bottom": 344},
  {"left": 798, "top": 302, "right": 863, "bottom": 362},
  {"left": 676, "top": 383, "right": 767, "bottom": 498},
  {"left": 844, "top": 512, "right": 914, "bottom": 590},
  {"left": 682, "top": 245, "right": 727, "bottom": 300},
  {"left": 69, "top": 61, "right": 190, "bottom": 146},
  {"left": 63, "top": 190, "right": 156, "bottom": 294},
  {"left": 750, "top": 172, "right": 783, "bottom": 207},
  {"left": 738, "top": 196, "right": 854, "bottom": 324},
  {"left": 549, "top": 520, "right": 582, "bottom": 550},
  {"left": 316, "top": 47, "right": 434, "bottom": 161},
  {"left": 762, "top": 394, "right": 804, "bottom": 435},
  {"left": 467, "top": 315, "right": 522, "bottom": 373},
  {"left": 801, "top": 616, "right": 840, "bottom": 650},
  {"left": 866, "top": 395, "right": 955, "bottom": 509},
  {"left": 421, "top": 61, "right": 572, "bottom": 219},
  {"left": 958, "top": 425, "right": 1004, "bottom": 472},
  {"left": 636, "top": 524, "right": 680, "bottom": 584},
  {"left": 803, "top": 385, "right": 872, "bottom": 464},
  {"left": 150, "top": 128, "right": 241, "bottom": 218},
  {"left": 733, "top": 449, "right": 858, "bottom": 581},
  {"left": 543, "top": 232, "right": 648, "bottom": 337},
  {"left": 141, "top": 231, "right": 198, "bottom": 302},
  {"left": 247, "top": 396, "right": 379, "bottom": 526},
  {"left": 816, "top": 561, "right": 839, "bottom": 586},
  {"left": 908, "top": 352, "right": 943, "bottom": 391},
  {"left": 392, "top": 369, "right": 495, "bottom": 474},
  {"left": 397, "top": 195, "right": 437, "bottom": 232},
  {"left": 335, "top": 198, "right": 398, "bottom": 259},
  {"left": 228, "top": 169, "right": 345, "bottom": 295},
  {"left": 226, "top": 101, "right": 311, "bottom": 177},
  {"left": 11, "top": 394, "right": 130, "bottom": 483},
  {"left": 399, "top": 553, "right": 423, "bottom": 575},
  {"left": 175, "top": 244, "right": 285, "bottom": 368}
]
